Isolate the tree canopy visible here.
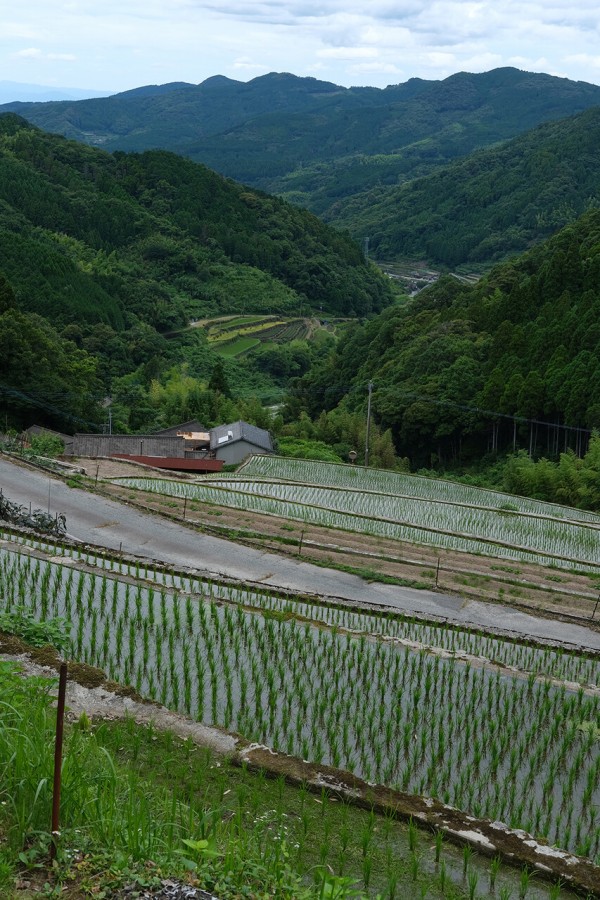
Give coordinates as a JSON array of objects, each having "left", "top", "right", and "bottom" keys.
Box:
[{"left": 290, "top": 209, "right": 600, "bottom": 476}]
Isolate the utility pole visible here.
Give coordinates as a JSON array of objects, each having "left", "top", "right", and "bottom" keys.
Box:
[{"left": 365, "top": 380, "right": 373, "bottom": 468}]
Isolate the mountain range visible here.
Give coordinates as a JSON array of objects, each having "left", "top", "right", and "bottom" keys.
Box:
[
  {"left": 2, "top": 67, "right": 600, "bottom": 488},
  {"left": 3, "top": 67, "right": 600, "bottom": 267}
]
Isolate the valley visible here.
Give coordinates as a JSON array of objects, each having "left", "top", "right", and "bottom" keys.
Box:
[
  {"left": 2, "top": 61, "right": 600, "bottom": 900},
  {"left": 1, "top": 451, "right": 599, "bottom": 899}
]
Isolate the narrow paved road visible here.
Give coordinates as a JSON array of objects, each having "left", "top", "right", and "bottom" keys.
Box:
[{"left": 2, "top": 456, "right": 599, "bottom": 651}]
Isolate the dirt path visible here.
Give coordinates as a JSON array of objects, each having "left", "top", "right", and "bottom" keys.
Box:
[{"left": 1, "top": 644, "right": 236, "bottom": 753}]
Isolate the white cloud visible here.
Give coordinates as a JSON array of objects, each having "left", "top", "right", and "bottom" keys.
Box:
[
  {"left": 12, "top": 48, "right": 44, "bottom": 59},
  {"left": 0, "top": 0, "right": 599, "bottom": 92},
  {"left": 11, "top": 47, "right": 76, "bottom": 63},
  {"left": 564, "top": 53, "right": 600, "bottom": 70},
  {"left": 318, "top": 47, "right": 379, "bottom": 60},
  {"left": 232, "top": 56, "right": 269, "bottom": 74}
]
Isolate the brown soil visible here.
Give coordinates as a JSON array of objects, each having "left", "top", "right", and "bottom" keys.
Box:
[{"left": 76, "top": 456, "right": 199, "bottom": 480}]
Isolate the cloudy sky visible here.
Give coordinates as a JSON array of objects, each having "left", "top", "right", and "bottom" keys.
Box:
[{"left": 2, "top": 0, "right": 600, "bottom": 96}]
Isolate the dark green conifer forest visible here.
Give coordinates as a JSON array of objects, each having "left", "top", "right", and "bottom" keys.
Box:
[{"left": 289, "top": 209, "right": 600, "bottom": 505}]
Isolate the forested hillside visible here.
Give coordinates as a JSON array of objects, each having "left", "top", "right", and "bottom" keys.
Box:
[
  {"left": 4, "top": 67, "right": 600, "bottom": 254},
  {"left": 0, "top": 113, "right": 393, "bottom": 431},
  {"left": 290, "top": 209, "right": 600, "bottom": 482},
  {"left": 339, "top": 107, "right": 600, "bottom": 267}
]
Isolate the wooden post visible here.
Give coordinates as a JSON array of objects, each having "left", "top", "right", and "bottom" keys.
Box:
[{"left": 50, "top": 663, "right": 68, "bottom": 862}]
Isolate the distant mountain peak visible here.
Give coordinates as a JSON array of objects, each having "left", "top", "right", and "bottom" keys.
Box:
[{"left": 114, "top": 82, "right": 196, "bottom": 100}]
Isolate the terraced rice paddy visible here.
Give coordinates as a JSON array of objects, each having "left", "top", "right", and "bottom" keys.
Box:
[
  {"left": 205, "top": 315, "right": 310, "bottom": 357},
  {"left": 114, "top": 456, "right": 600, "bottom": 573},
  {"left": 1, "top": 531, "right": 598, "bottom": 867}
]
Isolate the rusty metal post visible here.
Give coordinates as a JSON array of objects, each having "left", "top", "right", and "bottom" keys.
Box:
[{"left": 50, "top": 663, "right": 68, "bottom": 862}]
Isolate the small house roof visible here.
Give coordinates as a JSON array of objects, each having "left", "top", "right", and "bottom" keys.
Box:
[{"left": 210, "top": 420, "right": 273, "bottom": 452}]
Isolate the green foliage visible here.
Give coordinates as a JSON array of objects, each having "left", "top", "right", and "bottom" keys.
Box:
[
  {"left": 276, "top": 437, "right": 344, "bottom": 463},
  {"left": 280, "top": 405, "right": 402, "bottom": 469},
  {"left": 503, "top": 436, "right": 600, "bottom": 510},
  {"left": 347, "top": 107, "right": 600, "bottom": 267},
  {"left": 111, "top": 364, "right": 281, "bottom": 433},
  {"left": 0, "top": 118, "right": 392, "bottom": 325},
  {"left": 0, "top": 271, "right": 16, "bottom": 314},
  {"left": 207, "top": 359, "right": 231, "bottom": 397},
  {"left": 29, "top": 432, "right": 65, "bottom": 458},
  {"left": 0, "top": 663, "right": 383, "bottom": 899},
  {"left": 0, "top": 607, "right": 70, "bottom": 650},
  {"left": 290, "top": 211, "right": 600, "bottom": 488},
  {"left": 0, "top": 306, "right": 102, "bottom": 431}
]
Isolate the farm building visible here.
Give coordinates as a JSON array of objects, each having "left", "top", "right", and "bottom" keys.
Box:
[
  {"left": 210, "top": 421, "right": 274, "bottom": 466},
  {"left": 69, "top": 420, "right": 273, "bottom": 470},
  {"left": 152, "top": 420, "right": 207, "bottom": 437}
]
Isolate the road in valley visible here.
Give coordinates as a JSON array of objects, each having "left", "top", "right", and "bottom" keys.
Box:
[{"left": 2, "top": 455, "right": 600, "bottom": 651}]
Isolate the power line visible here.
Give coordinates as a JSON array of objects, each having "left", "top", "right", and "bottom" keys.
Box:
[
  {"left": 291, "top": 381, "right": 592, "bottom": 436},
  {"left": 0, "top": 384, "right": 104, "bottom": 430}
]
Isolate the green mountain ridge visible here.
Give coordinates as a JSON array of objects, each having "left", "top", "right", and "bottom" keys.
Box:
[
  {"left": 4, "top": 67, "right": 600, "bottom": 262},
  {"left": 338, "top": 106, "right": 600, "bottom": 267},
  {"left": 291, "top": 208, "right": 600, "bottom": 481},
  {"left": 0, "top": 113, "right": 393, "bottom": 431}
]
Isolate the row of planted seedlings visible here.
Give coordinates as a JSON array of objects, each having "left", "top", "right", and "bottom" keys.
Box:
[
  {"left": 1, "top": 543, "right": 599, "bottom": 870},
  {"left": 3, "top": 524, "right": 597, "bottom": 689},
  {"left": 3, "top": 525, "right": 598, "bottom": 688},
  {"left": 2, "top": 634, "right": 573, "bottom": 900},
  {"left": 113, "top": 476, "right": 600, "bottom": 574},
  {"left": 236, "top": 455, "right": 600, "bottom": 524},
  {"left": 190, "top": 477, "right": 600, "bottom": 550},
  {"left": 245, "top": 592, "right": 600, "bottom": 689}
]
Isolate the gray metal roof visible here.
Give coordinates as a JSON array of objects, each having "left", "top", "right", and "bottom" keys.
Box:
[{"left": 210, "top": 420, "right": 273, "bottom": 452}]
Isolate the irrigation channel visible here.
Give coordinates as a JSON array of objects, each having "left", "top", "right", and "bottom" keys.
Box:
[{"left": 1, "top": 527, "right": 599, "bottom": 895}]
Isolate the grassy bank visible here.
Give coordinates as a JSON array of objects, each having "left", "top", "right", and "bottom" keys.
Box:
[{"left": 1, "top": 651, "right": 581, "bottom": 899}]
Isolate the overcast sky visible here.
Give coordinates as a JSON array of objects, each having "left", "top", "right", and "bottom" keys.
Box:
[{"left": 2, "top": 1, "right": 600, "bottom": 97}]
